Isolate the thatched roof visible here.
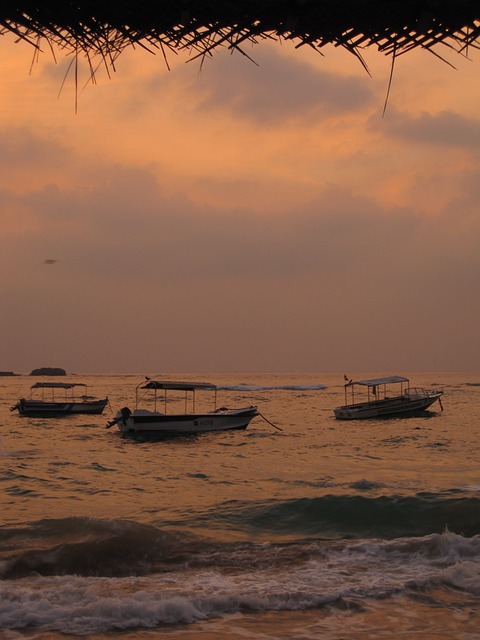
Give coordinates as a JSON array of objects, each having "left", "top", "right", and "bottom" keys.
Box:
[{"left": 2, "top": 1, "right": 480, "bottom": 69}]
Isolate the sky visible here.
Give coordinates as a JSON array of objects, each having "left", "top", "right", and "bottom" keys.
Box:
[{"left": 0, "top": 32, "right": 479, "bottom": 374}]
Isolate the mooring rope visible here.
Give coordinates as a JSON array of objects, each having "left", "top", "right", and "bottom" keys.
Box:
[{"left": 257, "top": 411, "right": 282, "bottom": 431}]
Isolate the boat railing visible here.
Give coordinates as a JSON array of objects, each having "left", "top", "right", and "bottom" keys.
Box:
[
  {"left": 135, "top": 381, "right": 218, "bottom": 414},
  {"left": 403, "top": 387, "right": 441, "bottom": 400},
  {"left": 33, "top": 386, "right": 84, "bottom": 401}
]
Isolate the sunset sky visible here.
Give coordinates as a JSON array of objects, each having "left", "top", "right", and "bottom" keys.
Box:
[{"left": 1, "top": 33, "right": 479, "bottom": 374}]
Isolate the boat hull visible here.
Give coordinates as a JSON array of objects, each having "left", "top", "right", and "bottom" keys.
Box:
[
  {"left": 15, "top": 398, "right": 109, "bottom": 417},
  {"left": 334, "top": 394, "right": 442, "bottom": 420},
  {"left": 114, "top": 406, "right": 258, "bottom": 435}
]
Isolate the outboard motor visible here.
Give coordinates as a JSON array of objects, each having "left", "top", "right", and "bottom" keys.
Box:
[
  {"left": 106, "top": 406, "right": 132, "bottom": 429},
  {"left": 119, "top": 406, "right": 132, "bottom": 425}
]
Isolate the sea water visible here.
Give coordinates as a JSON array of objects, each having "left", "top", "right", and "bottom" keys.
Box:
[{"left": 1, "top": 372, "right": 480, "bottom": 639}]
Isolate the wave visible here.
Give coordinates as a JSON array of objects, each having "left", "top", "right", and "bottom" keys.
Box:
[
  {"left": 0, "top": 517, "right": 208, "bottom": 579},
  {"left": 1, "top": 528, "right": 480, "bottom": 634},
  {"left": 218, "top": 384, "right": 328, "bottom": 391},
  {"left": 2, "top": 493, "right": 480, "bottom": 580},
  {"left": 184, "top": 493, "right": 480, "bottom": 541}
]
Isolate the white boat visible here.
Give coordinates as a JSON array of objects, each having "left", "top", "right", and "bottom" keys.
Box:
[
  {"left": 11, "top": 382, "right": 109, "bottom": 417},
  {"left": 334, "top": 376, "right": 443, "bottom": 420},
  {"left": 107, "top": 379, "right": 259, "bottom": 436}
]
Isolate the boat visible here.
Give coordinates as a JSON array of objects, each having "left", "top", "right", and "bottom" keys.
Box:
[
  {"left": 333, "top": 375, "right": 443, "bottom": 420},
  {"left": 107, "top": 379, "right": 259, "bottom": 436},
  {"left": 11, "top": 382, "right": 109, "bottom": 417}
]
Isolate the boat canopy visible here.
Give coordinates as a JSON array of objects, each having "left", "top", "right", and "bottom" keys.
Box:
[
  {"left": 31, "top": 382, "right": 87, "bottom": 389},
  {"left": 141, "top": 380, "right": 217, "bottom": 391},
  {"left": 346, "top": 376, "right": 409, "bottom": 388}
]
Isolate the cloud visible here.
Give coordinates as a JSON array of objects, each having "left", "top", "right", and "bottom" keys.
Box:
[
  {"left": 140, "top": 45, "right": 375, "bottom": 125},
  {"left": 200, "top": 48, "right": 376, "bottom": 123},
  {"left": 0, "top": 154, "right": 462, "bottom": 287},
  {"left": 0, "top": 128, "right": 70, "bottom": 169},
  {"left": 1, "top": 146, "right": 478, "bottom": 373},
  {"left": 376, "top": 108, "right": 480, "bottom": 148},
  {"left": 1, "top": 42, "right": 480, "bottom": 372},
  {"left": 1, "top": 120, "right": 478, "bottom": 292}
]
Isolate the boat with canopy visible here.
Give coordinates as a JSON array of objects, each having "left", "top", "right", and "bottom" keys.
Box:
[
  {"left": 107, "top": 379, "right": 259, "bottom": 436},
  {"left": 11, "top": 382, "right": 108, "bottom": 417},
  {"left": 334, "top": 376, "right": 443, "bottom": 420}
]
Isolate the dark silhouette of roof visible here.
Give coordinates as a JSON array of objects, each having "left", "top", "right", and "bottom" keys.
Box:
[{"left": 2, "top": 1, "right": 479, "bottom": 69}]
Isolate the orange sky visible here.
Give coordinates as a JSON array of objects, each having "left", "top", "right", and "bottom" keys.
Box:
[{"left": 1, "top": 33, "right": 479, "bottom": 373}]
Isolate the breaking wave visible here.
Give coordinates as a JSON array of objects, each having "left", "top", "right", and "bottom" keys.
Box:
[
  {"left": 2, "top": 492, "right": 480, "bottom": 580},
  {"left": 1, "top": 526, "right": 480, "bottom": 635}
]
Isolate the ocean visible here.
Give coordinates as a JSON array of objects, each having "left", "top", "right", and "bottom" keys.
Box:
[{"left": 1, "top": 371, "right": 480, "bottom": 639}]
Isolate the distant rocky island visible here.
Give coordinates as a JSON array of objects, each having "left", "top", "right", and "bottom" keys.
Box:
[
  {"left": 0, "top": 367, "right": 68, "bottom": 376},
  {"left": 29, "top": 367, "right": 67, "bottom": 376}
]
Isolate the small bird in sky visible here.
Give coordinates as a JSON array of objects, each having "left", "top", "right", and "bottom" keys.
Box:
[{"left": 44, "top": 259, "right": 58, "bottom": 264}]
